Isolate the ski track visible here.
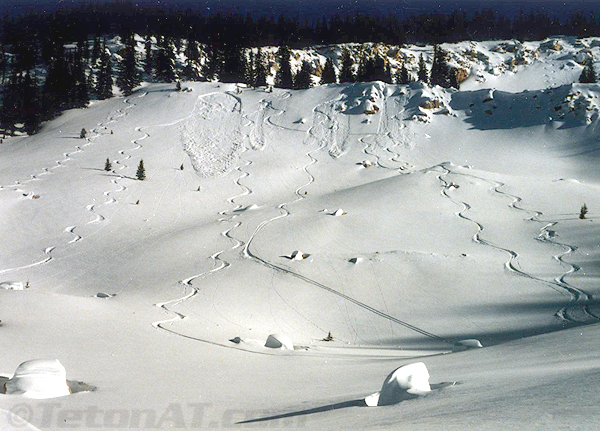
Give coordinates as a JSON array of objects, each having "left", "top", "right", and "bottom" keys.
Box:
[
  {"left": 436, "top": 162, "right": 598, "bottom": 324},
  {"left": 152, "top": 91, "right": 260, "bottom": 348},
  {"left": 361, "top": 85, "right": 413, "bottom": 173},
  {"left": 240, "top": 97, "right": 451, "bottom": 345},
  {"left": 0, "top": 96, "right": 138, "bottom": 277}
]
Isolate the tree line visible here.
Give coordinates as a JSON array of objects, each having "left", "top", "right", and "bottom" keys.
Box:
[{"left": 2, "top": 2, "right": 600, "bottom": 135}]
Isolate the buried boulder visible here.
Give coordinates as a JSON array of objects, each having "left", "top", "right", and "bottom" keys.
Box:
[
  {"left": 265, "top": 333, "right": 294, "bottom": 350},
  {"left": 365, "top": 362, "right": 431, "bottom": 407},
  {"left": 4, "top": 359, "right": 71, "bottom": 399}
]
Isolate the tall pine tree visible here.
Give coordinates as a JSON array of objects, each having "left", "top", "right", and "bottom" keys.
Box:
[
  {"left": 417, "top": 54, "right": 429, "bottom": 84},
  {"left": 254, "top": 48, "right": 268, "bottom": 87},
  {"left": 117, "top": 35, "right": 140, "bottom": 95},
  {"left": 430, "top": 45, "right": 456, "bottom": 88},
  {"left": 97, "top": 41, "right": 114, "bottom": 99},
  {"left": 339, "top": 49, "right": 355, "bottom": 83},
  {"left": 275, "top": 45, "right": 293, "bottom": 89}
]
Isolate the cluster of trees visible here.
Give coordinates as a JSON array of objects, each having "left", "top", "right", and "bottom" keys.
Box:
[
  {"left": 2, "top": 2, "right": 600, "bottom": 135},
  {"left": 4, "top": 3, "right": 600, "bottom": 50}
]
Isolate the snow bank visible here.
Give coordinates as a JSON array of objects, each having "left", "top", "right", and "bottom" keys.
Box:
[
  {"left": 4, "top": 359, "right": 71, "bottom": 399},
  {"left": 331, "top": 208, "right": 346, "bottom": 216},
  {"left": 365, "top": 362, "right": 431, "bottom": 407},
  {"left": 265, "top": 334, "right": 294, "bottom": 350}
]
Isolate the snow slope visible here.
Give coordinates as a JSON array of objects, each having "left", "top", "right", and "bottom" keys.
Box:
[{"left": 2, "top": 38, "right": 600, "bottom": 430}]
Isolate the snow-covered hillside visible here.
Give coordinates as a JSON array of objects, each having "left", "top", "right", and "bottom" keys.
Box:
[{"left": 2, "top": 37, "right": 600, "bottom": 430}]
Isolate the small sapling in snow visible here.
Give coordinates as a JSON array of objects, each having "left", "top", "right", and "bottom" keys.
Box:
[
  {"left": 136, "top": 159, "right": 146, "bottom": 181},
  {"left": 580, "top": 203, "right": 588, "bottom": 219},
  {"left": 104, "top": 158, "right": 112, "bottom": 171}
]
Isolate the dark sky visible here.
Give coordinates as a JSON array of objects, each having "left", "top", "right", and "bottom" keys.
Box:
[{"left": 2, "top": 0, "right": 600, "bottom": 21}]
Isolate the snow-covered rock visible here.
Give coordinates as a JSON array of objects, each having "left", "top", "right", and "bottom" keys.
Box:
[
  {"left": 289, "top": 250, "right": 308, "bottom": 260},
  {"left": 265, "top": 334, "right": 294, "bottom": 350},
  {"left": 332, "top": 208, "right": 346, "bottom": 216},
  {"left": 365, "top": 362, "right": 431, "bottom": 407},
  {"left": 4, "top": 359, "right": 71, "bottom": 399}
]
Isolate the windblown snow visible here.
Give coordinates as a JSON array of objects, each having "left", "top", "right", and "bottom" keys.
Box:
[{"left": 2, "top": 37, "right": 600, "bottom": 430}]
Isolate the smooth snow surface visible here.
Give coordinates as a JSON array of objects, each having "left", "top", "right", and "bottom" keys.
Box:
[
  {"left": 4, "top": 360, "right": 70, "bottom": 399},
  {"left": 2, "top": 37, "right": 600, "bottom": 430}
]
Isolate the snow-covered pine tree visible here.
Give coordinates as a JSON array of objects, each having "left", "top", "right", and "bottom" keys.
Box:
[
  {"left": 321, "top": 57, "right": 337, "bottom": 84},
  {"left": 418, "top": 54, "right": 429, "bottom": 84},
  {"left": 294, "top": 60, "right": 313, "bottom": 89},
  {"left": 275, "top": 45, "right": 293, "bottom": 89},
  {"left": 136, "top": 159, "right": 146, "bottom": 180},
  {"left": 104, "top": 158, "right": 112, "bottom": 171},
  {"left": 117, "top": 35, "right": 140, "bottom": 96},
  {"left": 580, "top": 58, "right": 597, "bottom": 83}
]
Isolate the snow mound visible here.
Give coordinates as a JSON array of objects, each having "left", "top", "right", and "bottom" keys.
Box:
[
  {"left": 4, "top": 359, "right": 71, "bottom": 399},
  {"left": 264, "top": 334, "right": 294, "bottom": 350},
  {"left": 452, "top": 339, "right": 483, "bottom": 352},
  {"left": 359, "top": 160, "right": 372, "bottom": 168},
  {"left": 0, "top": 281, "right": 25, "bottom": 290},
  {"left": 365, "top": 362, "right": 431, "bottom": 407},
  {"left": 331, "top": 208, "right": 346, "bottom": 217},
  {"left": 349, "top": 257, "right": 364, "bottom": 264}
]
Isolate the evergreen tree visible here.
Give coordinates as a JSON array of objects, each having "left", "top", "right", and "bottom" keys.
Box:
[
  {"left": 430, "top": 45, "right": 455, "bottom": 88},
  {"left": 97, "top": 42, "right": 114, "bottom": 99},
  {"left": 294, "top": 60, "right": 312, "bottom": 89},
  {"left": 220, "top": 45, "right": 245, "bottom": 83},
  {"left": 22, "top": 72, "right": 41, "bottom": 135},
  {"left": 321, "top": 57, "right": 337, "bottom": 84},
  {"left": 182, "top": 38, "right": 201, "bottom": 81},
  {"left": 80, "top": 128, "right": 87, "bottom": 138},
  {"left": 254, "top": 49, "right": 268, "bottom": 87},
  {"left": 136, "top": 159, "right": 146, "bottom": 180},
  {"left": 144, "top": 38, "right": 153, "bottom": 75},
  {"left": 417, "top": 54, "right": 429, "bottom": 84},
  {"left": 339, "top": 49, "right": 355, "bottom": 83},
  {"left": 105, "top": 158, "right": 112, "bottom": 171},
  {"left": 580, "top": 58, "right": 597, "bottom": 83},
  {"left": 91, "top": 36, "right": 101, "bottom": 65},
  {"left": 396, "top": 62, "right": 411, "bottom": 84},
  {"left": 155, "top": 37, "right": 177, "bottom": 83},
  {"left": 275, "top": 45, "right": 293, "bottom": 89},
  {"left": 117, "top": 35, "right": 140, "bottom": 95},
  {"left": 244, "top": 50, "right": 255, "bottom": 86},
  {"left": 72, "top": 46, "right": 89, "bottom": 107}
]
